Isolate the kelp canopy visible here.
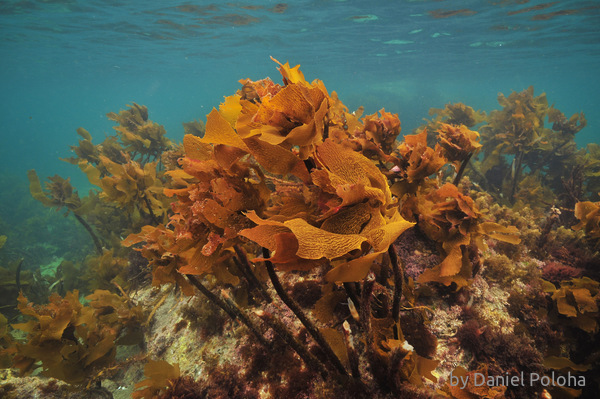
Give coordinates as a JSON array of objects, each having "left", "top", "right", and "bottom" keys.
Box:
[{"left": 1, "top": 58, "right": 599, "bottom": 399}]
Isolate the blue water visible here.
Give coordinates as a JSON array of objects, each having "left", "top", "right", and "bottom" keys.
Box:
[{"left": 1, "top": 0, "right": 599, "bottom": 187}]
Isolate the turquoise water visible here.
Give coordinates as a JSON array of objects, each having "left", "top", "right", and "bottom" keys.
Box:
[{"left": 1, "top": 0, "right": 598, "bottom": 183}]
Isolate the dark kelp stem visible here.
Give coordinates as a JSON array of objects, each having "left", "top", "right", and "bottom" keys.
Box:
[
  {"left": 73, "top": 214, "right": 103, "bottom": 255},
  {"left": 233, "top": 245, "right": 272, "bottom": 303},
  {"left": 185, "top": 274, "right": 269, "bottom": 347},
  {"left": 256, "top": 310, "right": 329, "bottom": 380},
  {"left": 186, "top": 274, "right": 237, "bottom": 319},
  {"left": 15, "top": 258, "right": 24, "bottom": 295},
  {"left": 453, "top": 152, "right": 474, "bottom": 186},
  {"left": 142, "top": 195, "right": 160, "bottom": 226},
  {"left": 388, "top": 245, "right": 402, "bottom": 340},
  {"left": 220, "top": 290, "right": 271, "bottom": 348},
  {"left": 262, "top": 247, "right": 348, "bottom": 378},
  {"left": 509, "top": 150, "right": 525, "bottom": 202}
]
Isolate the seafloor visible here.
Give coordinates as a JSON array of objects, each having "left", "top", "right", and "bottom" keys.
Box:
[{"left": 1, "top": 60, "right": 599, "bottom": 399}]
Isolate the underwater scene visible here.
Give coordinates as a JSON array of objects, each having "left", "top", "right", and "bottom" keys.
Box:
[{"left": 1, "top": 0, "right": 600, "bottom": 398}]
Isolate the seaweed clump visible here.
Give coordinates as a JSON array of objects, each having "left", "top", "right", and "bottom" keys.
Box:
[
  {"left": 476, "top": 86, "right": 587, "bottom": 211},
  {"left": 573, "top": 199, "right": 600, "bottom": 243},
  {"left": 11, "top": 289, "right": 143, "bottom": 386}
]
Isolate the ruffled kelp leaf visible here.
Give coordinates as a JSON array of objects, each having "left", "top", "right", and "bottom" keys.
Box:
[
  {"left": 27, "top": 170, "right": 73, "bottom": 209},
  {"left": 84, "top": 332, "right": 117, "bottom": 367},
  {"left": 403, "top": 183, "right": 477, "bottom": 243},
  {"left": 132, "top": 359, "right": 181, "bottom": 399},
  {"left": 235, "top": 99, "right": 262, "bottom": 139},
  {"left": 284, "top": 218, "right": 367, "bottom": 260},
  {"left": 263, "top": 232, "right": 299, "bottom": 263},
  {"left": 257, "top": 84, "right": 320, "bottom": 126},
  {"left": 62, "top": 127, "right": 101, "bottom": 166},
  {"left": 183, "top": 134, "right": 213, "bottom": 161},
  {"left": 238, "top": 77, "right": 282, "bottom": 100},
  {"left": 213, "top": 144, "right": 248, "bottom": 170},
  {"left": 418, "top": 246, "right": 472, "bottom": 288},
  {"left": 77, "top": 160, "right": 101, "bottom": 187},
  {"left": 362, "top": 214, "right": 415, "bottom": 253},
  {"left": 244, "top": 135, "right": 304, "bottom": 176},
  {"left": 551, "top": 278, "right": 600, "bottom": 333},
  {"left": 316, "top": 139, "right": 391, "bottom": 205},
  {"left": 572, "top": 288, "right": 598, "bottom": 313},
  {"left": 477, "top": 222, "right": 521, "bottom": 245},
  {"left": 542, "top": 279, "right": 558, "bottom": 293},
  {"left": 239, "top": 222, "right": 292, "bottom": 252},
  {"left": 396, "top": 130, "right": 446, "bottom": 184},
  {"left": 219, "top": 94, "right": 243, "bottom": 127},
  {"left": 176, "top": 158, "right": 221, "bottom": 182},
  {"left": 439, "top": 238, "right": 469, "bottom": 277},
  {"left": 360, "top": 108, "right": 402, "bottom": 155},
  {"left": 479, "top": 147, "right": 504, "bottom": 175},
  {"left": 211, "top": 259, "right": 240, "bottom": 287},
  {"left": 325, "top": 252, "right": 383, "bottom": 283},
  {"left": 404, "top": 181, "right": 518, "bottom": 289},
  {"left": 552, "top": 289, "right": 577, "bottom": 317},
  {"left": 416, "top": 355, "right": 439, "bottom": 384},
  {"left": 436, "top": 123, "right": 482, "bottom": 164},
  {"left": 200, "top": 108, "right": 250, "bottom": 152},
  {"left": 10, "top": 289, "right": 135, "bottom": 384},
  {"left": 399, "top": 351, "right": 439, "bottom": 387},
  {"left": 320, "top": 327, "right": 350, "bottom": 368},
  {"left": 270, "top": 56, "right": 307, "bottom": 85},
  {"left": 269, "top": 196, "right": 315, "bottom": 222},
  {"left": 196, "top": 103, "right": 307, "bottom": 177},
  {"left": 182, "top": 119, "right": 205, "bottom": 137},
  {"left": 152, "top": 260, "right": 195, "bottom": 297},
  {"left": 76, "top": 126, "right": 92, "bottom": 141},
  {"left": 92, "top": 155, "right": 169, "bottom": 220},
  {"left": 82, "top": 250, "right": 129, "bottom": 292},
  {"left": 574, "top": 315, "right": 598, "bottom": 333},
  {"left": 123, "top": 225, "right": 195, "bottom": 296},
  {"left": 106, "top": 103, "right": 172, "bottom": 163},
  {"left": 573, "top": 200, "right": 600, "bottom": 239},
  {"left": 313, "top": 290, "right": 347, "bottom": 324},
  {"left": 122, "top": 225, "right": 157, "bottom": 247},
  {"left": 231, "top": 61, "right": 330, "bottom": 160},
  {"left": 334, "top": 183, "right": 369, "bottom": 208},
  {"left": 178, "top": 246, "right": 219, "bottom": 276},
  {"left": 320, "top": 202, "right": 373, "bottom": 235},
  {"left": 428, "top": 102, "right": 487, "bottom": 128},
  {"left": 241, "top": 211, "right": 367, "bottom": 261},
  {"left": 254, "top": 84, "right": 329, "bottom": 159},
  {"left": 14, "top": 292, "right": 75, "bottom": 342}
]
